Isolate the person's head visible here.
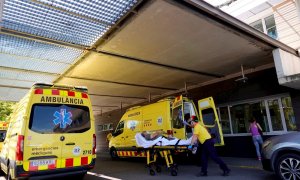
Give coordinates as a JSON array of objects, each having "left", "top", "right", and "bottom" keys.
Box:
[
  {"left": 188, "top": 117, "right": 198, "bottom": 127},
  {"left": 250, "top": 117, "right": 256, "bottom": 123},
  {"left": 184, "top": 113, "right": 190, "bottom": 121}
]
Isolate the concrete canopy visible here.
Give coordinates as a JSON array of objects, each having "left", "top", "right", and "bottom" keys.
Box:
[{"left": 56, "top": 0, "right": 294, "bottom": 114}]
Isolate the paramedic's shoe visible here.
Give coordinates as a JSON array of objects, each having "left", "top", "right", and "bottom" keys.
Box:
[
  {"left": 196, "top": 172, "right": 207, "bottom": 177},
  {"left": 222, "top": 169, "right": 231, "bottom": 176}
]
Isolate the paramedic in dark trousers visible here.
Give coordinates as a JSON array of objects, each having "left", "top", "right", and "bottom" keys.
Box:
[{"left": 189, "top": 119, "right": 230, "bottom": 176}]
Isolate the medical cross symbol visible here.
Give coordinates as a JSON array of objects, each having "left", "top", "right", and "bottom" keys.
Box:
[{"left": 53, "top": 109, "right": 72, "bottom": 128}]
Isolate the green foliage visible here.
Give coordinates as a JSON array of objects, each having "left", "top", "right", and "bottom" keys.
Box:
[{"left": 0, "top": 101, "right": 15, "bottom": 121}]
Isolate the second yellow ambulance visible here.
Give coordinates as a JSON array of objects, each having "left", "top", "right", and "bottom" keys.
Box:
[{"left": 0, "top": 83, "right": 96, "bottom": 179}]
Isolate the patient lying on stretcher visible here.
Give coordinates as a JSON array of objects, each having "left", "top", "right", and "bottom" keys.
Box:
[
  {"left": 141, "top": 130, "right": 173, "bottom": 141},
  {"left": 136, "top": 131, "right": 192, "bottom": 148}
]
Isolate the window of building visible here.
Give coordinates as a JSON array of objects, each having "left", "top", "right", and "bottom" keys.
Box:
[
  {"left": 98, "top": 123, "right": 113, "bottom": 132},
  {"left": 267, "top": 99, "right": 283, "bottom": 131},
  {"left": 218, "top": 95, "right": 296, "bottom": 135},
  {"left": 281, "top": 97, "right": 297, "bottom": 131},
  {"left": 229, "top": 101, "right": 268, "bottom": 134},
  {"left": 250, "top": 19, "right": 264, "bottom": 32},
  {"left": 265, "top": 15, "right": 277, "bottom": 39},
  {"left": 250, "top": 15, "right": 277, "bottom": 39},
  {"left": 218, "top": 107, "right": 231, "bottom": 134}
]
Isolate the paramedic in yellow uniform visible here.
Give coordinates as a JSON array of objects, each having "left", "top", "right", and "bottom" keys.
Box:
[{"left": 190, "top": 119, "right": 230, "bottom": 176}]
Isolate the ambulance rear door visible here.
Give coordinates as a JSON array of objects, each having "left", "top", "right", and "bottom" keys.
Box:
[
  {"left": 59, "top": 103, "right": 94, "bottom": 169},
  {"left": 24, "top": 103, "right": 65, "bottom": 171},
  {"left": 198, "top": 97, "right": 224, "bottom": 146}
]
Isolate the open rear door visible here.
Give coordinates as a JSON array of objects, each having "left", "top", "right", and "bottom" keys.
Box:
[{"left": 198, "top": 97, "right": 224, "bottom": 146}]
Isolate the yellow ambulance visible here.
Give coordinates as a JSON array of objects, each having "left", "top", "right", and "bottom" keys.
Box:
[
  {"left": 0, "top": 83, "right": 96, "bottom": 179},
  {"left": 108, "top": 96, "right": 223, "bottom": 159},
  {"left": 0, "top": 121, "right": 9, "bottom": 151}
]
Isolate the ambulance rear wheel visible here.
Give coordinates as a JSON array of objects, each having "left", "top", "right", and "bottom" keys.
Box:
[
  {"left": 110, "top": 148, "right": 119, "bottom": 160},
  {"left": 78, "top": 172, "right": 87, "bottom": 179}
]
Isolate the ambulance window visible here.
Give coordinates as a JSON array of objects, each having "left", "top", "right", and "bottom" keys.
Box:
[
  {"left": 202, "top": 108, "right": 215, "bottom": 125},
  {"left": 113, "top": 121, "right": 124, "bottom": 136},
  {"left": 172, "top": 106, "right": 184, "bottom": 129},
  {"left": 0, "top": 131, "right": 6, "bottom": 142},
  {"left": 29, "top": 104, "right": 91, "bottom": 134},
  {"left": 184, "top": 102, "right": 196, "bottom": 117}
]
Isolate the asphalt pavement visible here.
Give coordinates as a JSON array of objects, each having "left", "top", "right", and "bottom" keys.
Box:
[
  {"left": 82, "top": 153, "right": 277, "bottom": 180},
  {"left": 0, "top": 153, "right": 277, "bottom": 179}
]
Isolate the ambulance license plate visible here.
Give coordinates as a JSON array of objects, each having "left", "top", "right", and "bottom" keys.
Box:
[{"left": 31, "top": 159, "right": 55, "bottom": 167}]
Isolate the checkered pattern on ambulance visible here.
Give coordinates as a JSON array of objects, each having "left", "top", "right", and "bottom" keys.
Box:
[
  {"left": 23, "top": 155, "right": 94, "bottom": 171},
  {"left": 117, "top": 151, "right": 147, "bottom": 157}
]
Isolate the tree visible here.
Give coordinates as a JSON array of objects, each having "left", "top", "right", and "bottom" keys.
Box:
[{"left": 0, "top": 101, "right": 15, "bottom": 121}]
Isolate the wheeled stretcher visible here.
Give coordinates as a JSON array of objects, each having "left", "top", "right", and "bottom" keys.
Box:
[{"left": 135, "top": 133, "right": 192, "bottom": 176}]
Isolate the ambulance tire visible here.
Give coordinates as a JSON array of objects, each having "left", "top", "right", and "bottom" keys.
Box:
[
  {"left": 78, "top": 172, "right": 87, "bottom": 179},
  {"left": 110, "top": 148, "right": 119, "bottom": 160}
]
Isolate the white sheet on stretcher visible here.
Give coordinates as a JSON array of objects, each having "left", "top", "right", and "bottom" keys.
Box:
[{"left": 135, "top": 133, "right": 192, "bottom": 148}]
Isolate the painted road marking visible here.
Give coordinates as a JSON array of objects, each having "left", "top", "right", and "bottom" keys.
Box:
[
  {"left": 229, "top": 165, "right": 263, "bottom": 170},
  {"left": 87, "top": 172, "right": 122, "bottom": 180}
]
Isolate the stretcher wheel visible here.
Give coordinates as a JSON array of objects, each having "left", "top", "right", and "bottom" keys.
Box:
[
  {"left": 173, "top": 163, "right": 178, "bottom": 171},
  {"left": 149, "top": 169, "right": 156, "bottom": 176},
  {"left": 170, "top": 168, "right": 177, "bottom": 176},
  {"left": 156, "top": 166, "right": 162, "bottom": 173}
]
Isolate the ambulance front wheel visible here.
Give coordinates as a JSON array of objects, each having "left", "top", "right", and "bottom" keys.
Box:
[{"left": 110, "top": 147, "right": 119, "bottom": 160}]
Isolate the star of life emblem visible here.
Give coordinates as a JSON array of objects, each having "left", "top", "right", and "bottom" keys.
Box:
[{"left": 53, "top": 109, "right": 72, "bottom": 128}]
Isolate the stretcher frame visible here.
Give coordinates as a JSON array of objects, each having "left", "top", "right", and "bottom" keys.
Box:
[{"left": 116, "top": 145, "right": 189, "bottom": 176}]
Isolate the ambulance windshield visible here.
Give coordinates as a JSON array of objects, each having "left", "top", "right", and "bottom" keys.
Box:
[
  {"left": 0, "top": 130, "right": 6, "bottom": 142},
  {"left": 29, "top": 104, "right": 91, "bottom": 134}
]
